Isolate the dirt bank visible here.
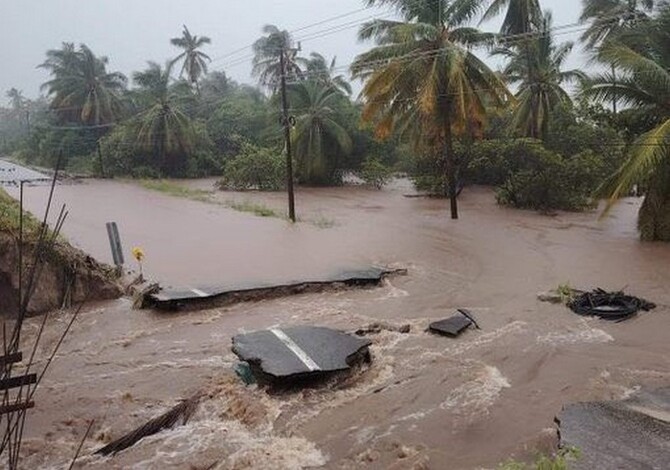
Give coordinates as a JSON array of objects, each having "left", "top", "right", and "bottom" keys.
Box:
[{"left": 0, "top": 188, "right": 122, "bottom": 314}]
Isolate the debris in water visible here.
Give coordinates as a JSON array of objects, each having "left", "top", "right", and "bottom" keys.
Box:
[
  {"left": 537, "top": 291, "right": 565, "bottom": 304},
  {"left": 130, "top": 281, "right": 161, "bottom": 309},
  {"left": 355, "top": 321, "right": 411, "bottom": 336},
  {"left": 556, "top": 387, "right": 670, "bottom": 469},
  {"left": 567, "top": 288, "right": 655, "bottom": 321},
  {"left": 95, "top": 393, "right": 203, "bottom": 456},
  {"left": 234, "top": 362, "right": 257, "bottom": 385},
  {"left": 429, "top": 309, "right": 480, "bottom": 337},
  {"left": 232, "top": 326, "right": 372, "bottom": 385}
]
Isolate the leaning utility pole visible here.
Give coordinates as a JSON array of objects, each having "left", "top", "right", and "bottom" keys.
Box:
[{"left": 279, "top": 47, "right": 296, "bottom": 222}]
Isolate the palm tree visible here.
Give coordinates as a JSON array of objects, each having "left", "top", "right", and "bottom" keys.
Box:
[
  {"left": 586, "top": 5, "right": 670, "bottom": 240},
  {"left": 299, "top": 52, "right": 352, "bottom": 95},
  {"left": 496, "top": 12, "right": 586, "bottom": 140},
  {"left": 6, "top": 88, "right": 25, "bottom": 111},
  {"left": 580, "top": 0, "right": 656, "bottom": 113},
  {"left": 352, "top": 0, "right": 511, "bottom": 219},
  {"left": 290, "top": 80, "right": 352, "bottom": 184},
  {"left": 40, "top": 43, "right": 127, "bottom": 125},
  {"left": 170, "top": 25, "right": 212, "bottom": 91},
  {"left": 252, "top": 25, "right": 303, "bottom": 94},
  {"left": 132, "top": 62, "right": 195, "bottom": 176},
  {"left": 580, "top": 0, "right": 655, "bottom": 48},
  {"left": 480, "top": 0, "right": 542, "bottom": 36}
]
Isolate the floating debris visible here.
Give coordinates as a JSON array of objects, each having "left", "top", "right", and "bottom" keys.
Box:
[
  {"left": 95, "top": 393, "right": 203, "bottom": 456},
  {"left": 234, "top": 362, "right": 257, "bottom": 386},
  {"left": 232, "top": 326, "right": 372, "bottom": 386},
  {"left": 568, "top": 288, "right": 655, "bottom": 322},
  {"left": 355, "top": 321, "right": 411, "bottom": 336},
  {"left": 556, "top": 387, "right": 670, "bottom": 469},
  {"left": 429, "top": 309, "right": 480, "bottom": 337}
]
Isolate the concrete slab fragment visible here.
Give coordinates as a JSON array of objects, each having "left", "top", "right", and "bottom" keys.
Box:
[
  {"left": 232, "top": 326, "right": 371, "bottom": 384},
  {"left": 147, "top": 267, "right": 402, "bottom": 311},
  {"left": 556, "top": 388, "right": 670, "bottom": 470}
]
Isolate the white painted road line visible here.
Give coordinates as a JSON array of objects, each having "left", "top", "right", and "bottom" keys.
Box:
[
  {"left": 190, "top": 288, "right": 209, "bottom": 297},
  {"left": 270, "top": 328, "right": 321, "bottom": 372}
]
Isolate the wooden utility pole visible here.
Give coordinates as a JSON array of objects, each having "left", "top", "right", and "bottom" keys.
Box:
[
  {"left": 24, "top": 110, "right": 30, "bottom": 137},
  {"left": 279, "top": 48, "right": 296, "bottom": 222}
]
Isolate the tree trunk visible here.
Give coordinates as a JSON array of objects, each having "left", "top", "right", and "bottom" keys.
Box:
[
  {"left": 638, "top": 164, "right": 670, "bottom": 241},
  {"left": 530, "top": 91, "right": 540, "bottom": 139},
  {"left": 443, "top": 108, "right": 458, "bottom": 220},
  {"left": 611, "top": 64, "right": 618, "bottom": 115}
]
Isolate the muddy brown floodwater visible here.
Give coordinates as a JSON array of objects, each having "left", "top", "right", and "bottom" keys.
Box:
[{"left": 7, "top": 179, "right": 670, "bottom": 469}]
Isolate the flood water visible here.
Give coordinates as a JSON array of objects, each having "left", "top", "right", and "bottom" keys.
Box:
[{"left": 8, "top": 179, "right": 670, "bottom": 469}]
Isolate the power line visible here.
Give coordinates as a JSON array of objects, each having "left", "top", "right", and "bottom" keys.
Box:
[{"left": 208, "top": 5, "right": 380, "bottom": 65}]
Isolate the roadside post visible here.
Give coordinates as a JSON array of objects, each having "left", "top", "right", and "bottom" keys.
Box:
[{"left": 106, "top": 222, "right": 124, "bottom": 270}]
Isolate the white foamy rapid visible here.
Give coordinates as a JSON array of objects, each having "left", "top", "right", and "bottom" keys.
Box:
[{"left": 440, "top": 363, "right": 511, "bottom": 419}]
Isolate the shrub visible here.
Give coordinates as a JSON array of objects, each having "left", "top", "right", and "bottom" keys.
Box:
[
  {"left": 495, "top": 149, "right": 604, "bottom": 212},
  {"left": 463, "top": 139, "right": 556, "bottom": 186},
  {"left": 358, "top": 157, "right": 392, "bottom": 189},
  {"left": 408, "top": 151, "right": 450, "bottom": 196},
  {"left": 217, "top": 144, "right": 285, "bottom": 191}
]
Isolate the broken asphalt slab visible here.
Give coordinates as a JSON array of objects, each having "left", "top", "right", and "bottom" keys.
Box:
[
  {"left": 232, "top": 326, "right": 372, "bottom": 385},
  {"left": 428, "top": 309, "right": 480, "bottom": 337},
  {"left": 146, "top": 267, "right": 406, "bottom": 311},
  {"left": 556, "top": 387, "right": 670, "bottom": 470}
]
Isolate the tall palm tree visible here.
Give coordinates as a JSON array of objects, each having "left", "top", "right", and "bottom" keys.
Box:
[
  {"left": 352, "top": 0, "right": 511, "bottom": 219},
  {"left": 299, "top": 52, "right": 352, "bottom": 95},
  {"left": 290, "top": 80, "right": 352, "bottom": 184},
  {"left": 132, "top": 62, "right": 195, "bottom": 176},
  {"left": 579, "top": 0, "right": 656, "bottom": 113},
  {"left": 40, "top": 43, "right": 127, "bottom": 125},
  {"left": 496, "top": 12, "right": 586, "bottom": 140},
  {"left": 170, "top": 25, "right": 212, "bottom": 91},
  {"left": 252, "top": 25, "right": 303, "bottom": 94},
  {"left": 481, "top": 0, "right": 542, "bottom": 36},
  {"left": 580, "top": 0, "right": 655, "bottom": 48},
  {"left": 586, "top": 5, "right": 670, "bottom": 240},
  {"left": 6, "top": 88, "right": 25, "bottom": 111}
]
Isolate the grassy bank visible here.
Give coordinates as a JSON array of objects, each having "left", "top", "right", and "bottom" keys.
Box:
[
  {"left": 138, "top": 179, "right": 213, "bottom": 203},
  {"left": 137, "top": 179, "right": 338, "bottom": 227},
  {"left": 137, "top": 179, "right": 283, "bottom": 220},
  {"left": 0, "top": 187, "right": 43, "bottom": 238}
]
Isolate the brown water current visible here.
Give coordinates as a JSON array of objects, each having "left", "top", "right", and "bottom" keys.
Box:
[{"left": 8, "top": 179, "right": 670, "bottom": 469}]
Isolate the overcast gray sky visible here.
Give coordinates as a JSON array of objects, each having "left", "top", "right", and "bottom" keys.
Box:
[{"left": 1, "top": 0, "right": 588, "bottom": 101}]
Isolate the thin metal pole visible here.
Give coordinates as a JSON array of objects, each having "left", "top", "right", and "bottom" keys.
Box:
[
  {"left": 18, "top": 182, "right": 24, "bottom": 316},
  {"left": 279, "top": 49, "right": 296, "bottom": 222}
]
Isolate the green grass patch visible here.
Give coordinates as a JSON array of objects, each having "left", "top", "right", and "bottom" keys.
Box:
[
  {"left": 138, "top": 179, "right": 212, "bottom": 203},
  {"left": 556, "top": 282, "right": 576, "bottom": 304},
  {"left": 138, "top": 179, "right": 336, "bottom": 224},
  {"left": 227, "top": 200, "right": 280, "bottom": 218},
  {"left": 499, "top": 448, "right": 580, "bottom": 470},
  {"left": 0, "top": 187, "right": 44, "bottom": 238}
]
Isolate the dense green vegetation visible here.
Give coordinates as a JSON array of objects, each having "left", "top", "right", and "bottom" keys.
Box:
[{"left": 0, "top": 1, "right": 669, "bottom": 238}]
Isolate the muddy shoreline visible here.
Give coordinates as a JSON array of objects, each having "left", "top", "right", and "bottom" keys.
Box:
[{"left": 10, "top": 179, "right": 670, "bottom": 469}]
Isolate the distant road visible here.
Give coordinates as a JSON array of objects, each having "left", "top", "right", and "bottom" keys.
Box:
[{"left": 0, "top": 159, "right": 50, "bottom": 185}]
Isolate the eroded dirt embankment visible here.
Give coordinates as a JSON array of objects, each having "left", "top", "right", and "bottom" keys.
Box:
[
  {"left": 0, "top": 187, "right": 122, "bottom": 315},
  {"left": 0, "top": 232, "right": 122, "bottom": 314}
]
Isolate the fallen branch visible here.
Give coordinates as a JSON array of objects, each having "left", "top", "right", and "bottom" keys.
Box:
[{"left": 95, "top": 394, "right": 203, "bottom": 456}]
